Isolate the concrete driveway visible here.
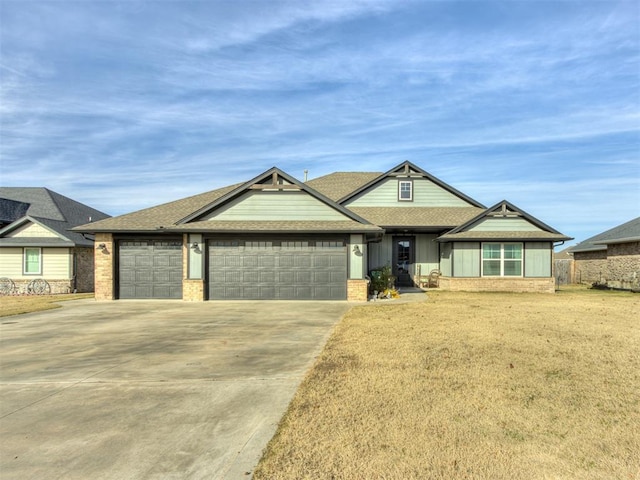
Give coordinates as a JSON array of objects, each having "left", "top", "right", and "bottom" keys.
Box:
[{"left": 0, "top": 299, "right": 351, "bottom": 480}]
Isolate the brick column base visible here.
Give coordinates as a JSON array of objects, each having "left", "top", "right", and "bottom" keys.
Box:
[
  {"left": 347, "top": 279, "right": 369, "bottom": 301},
  {"left": 183, "top": 279, "right": 205, "bottom": 301}
]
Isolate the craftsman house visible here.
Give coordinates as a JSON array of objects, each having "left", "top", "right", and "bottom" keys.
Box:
[
  {"left": 0, "top": 188, "right": 111, "bottom": 294},
  {"left": 75, "top": 161, "right": 571, "bottom": 301}
]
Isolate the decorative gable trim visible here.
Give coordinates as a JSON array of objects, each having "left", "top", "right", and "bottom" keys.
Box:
[
  {"left": 436, "top": 200, "right": 572, "bottom": 242},
  {"left": 176, "top": 167, "right": 374, "bottom": 226},
  {"left": 337, "top": 160, "right": 485, "bottom": 208}
]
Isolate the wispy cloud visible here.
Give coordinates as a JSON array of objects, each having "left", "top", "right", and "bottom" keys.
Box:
[{"left": 1, "top": 0, "right": 638, "bottom": 244}]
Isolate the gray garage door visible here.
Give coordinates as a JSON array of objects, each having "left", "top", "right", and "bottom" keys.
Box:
[
  {"left": 119, "top": 240, "right": 183, "bottom": 299},
  {"left": 208, "top": 238, "right": 347, "bottom": 300}
]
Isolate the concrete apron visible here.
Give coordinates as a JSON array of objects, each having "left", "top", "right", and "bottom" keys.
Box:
[{"left": 0, "top": 299, "right": 350, "bottom": 480}]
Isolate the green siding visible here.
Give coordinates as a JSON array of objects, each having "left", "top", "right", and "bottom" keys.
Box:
[
  {"left": 350, "top": 234, "right": 364, "bottom": 279},
  {"left": 469, "top": 217, "right": 543, "bottom": 232},
  {"left": 524, "top": 242, "right": 552, "bottom": 277},
  {"left": 415, "top": 234, "right": 440, "bottom": 276},
  {"left": 188, "top": 234, "right": 203, "bottom": 279},
  {"left": 368, "top": 236, "right": 393, "bottom": 271},
  {"left": 453, "top": 242, "right": 480, "bottom": 277},
  {"left": 205, "top": 191, "right": 349, "bottom": 221},
  {"left": 345, "top": 177, "right": 473, "bottom": 207},
  {"left": 440, "top": 243, "right": 452, "bottom": 276}
]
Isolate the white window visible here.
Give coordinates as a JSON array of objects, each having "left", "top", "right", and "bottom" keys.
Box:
[
  {"left": 398, "top": 180, "right": 413, "bottom": 201},
  {"left": 24, "top": 247, "right": 42, "bottom": 275},
  {"left": 482, "top": 243, "right": 522, "bottom": 276}
]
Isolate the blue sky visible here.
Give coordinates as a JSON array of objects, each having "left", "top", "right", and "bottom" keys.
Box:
[{"left": 1, "top": 0, "right": 638, "bottom": 246}]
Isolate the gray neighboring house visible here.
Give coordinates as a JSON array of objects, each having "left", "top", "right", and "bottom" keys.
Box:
[
  {"left": 75, "top": 162, "right": 571, "bottom": 301},
  {"left": 569, "top": 217, "right": 640, "bottom": 289},
  {"left": 0, "top": 188, "right": 111, "bottom": 293}
]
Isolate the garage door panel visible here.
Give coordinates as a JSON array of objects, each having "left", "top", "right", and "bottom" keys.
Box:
[
  {"left": 208, "top": 238, "right": 346, "bottom": 300},
  {"left": 279, "top": 255, "right": 294, "bottom": 267},
  {"left": 278, "top": 271, "right": 294, "bottom": 283},
  {"left": 242, "top": 256, "right": 258, "bottom": 268},
  {"left": 313, "top": 256, "right": 330, "bottom": 267},
  {"left": 296, "top": 271, "right": 312, "bottom": 283},
  {"left": 259, "top": 256, "right": 276, "bottom": 268},
  {"left": 314, "top": 271, "right": 330, "bottom": 283}
]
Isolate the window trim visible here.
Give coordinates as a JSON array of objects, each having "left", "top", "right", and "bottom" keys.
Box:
[
  {"left": 398, "top": 179, "right": 413, "bottom": 202},
  {"left": 24, "top": 247, "right": 42, "bottom": 275},
  {"left": 481, "top": 242, "right": 523, "bottom": 277}
]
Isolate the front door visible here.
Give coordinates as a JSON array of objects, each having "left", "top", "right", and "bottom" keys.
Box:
[{"left": 392, "top": 236, "right": 414, "bottom": 287}]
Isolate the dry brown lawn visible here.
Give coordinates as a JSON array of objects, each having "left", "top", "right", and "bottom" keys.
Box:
[
  {"left": 0, "top": 293, "right": 93, "bottom": 317},
  {"left": 255, "top": 287, "right": 640, "bottom": 480}
]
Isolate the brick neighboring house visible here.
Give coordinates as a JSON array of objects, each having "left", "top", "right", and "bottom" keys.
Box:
[
  {"left": 569, "top": 217, "right": 640, "bottom": 290},
  {"left": 0, "top": 188, "right": 111, "bottom": 294},
  {"left": 75, "top": 161, "right": 571, "bottom": 301}
]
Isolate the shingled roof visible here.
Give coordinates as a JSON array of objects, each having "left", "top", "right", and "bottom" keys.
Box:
[
  {"left": 75, "top": 184, "right": 241, "bottom": 232},
  {"left": 305, "top": 172, "right": 382, "bottom": 201},
  {"left": 0, "top": 187, "right": 111, "bottom": 247},
  {"left": 349, "top": 206, "right": 483, "bottom": 229},
  {"left": 570, "top": 217, "right": 640, "bottom": 253}
]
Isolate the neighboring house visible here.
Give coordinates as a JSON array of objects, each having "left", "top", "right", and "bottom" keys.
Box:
[
  {"left": 569, "top": 217, "right": 640, "bottom": 290},
  {"left": 75, "top": 161, "right": 571, "bottom": 301},
  {"left": 0, "top": 188, "right": 111, "bottom": 294}
]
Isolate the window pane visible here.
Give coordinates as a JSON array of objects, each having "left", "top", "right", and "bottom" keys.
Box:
[
  {"left": 504, "top": 260, "right": 522, "bottom": 276},
  {"left": 504, "top": 244, "right": 522, "bottom": 259},
  {"left": 483, "top": 260, "right": 500, "bottom": 276},
  {"left": 399, "top": 181, "right": 412, "bottom": 200},
  {"left": 25, "top": 248, "right": 41, "bottom": 273},
  {"left": 483, "top": 244, "right": 501, "bottom": 259}
]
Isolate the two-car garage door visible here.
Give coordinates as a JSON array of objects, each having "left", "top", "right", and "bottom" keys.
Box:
[
  {"left": 117, "top": 237, "right": 347, "bottom": 300},
  {"left": 208, "top": 238, "right": 347, "bottom": 300}
]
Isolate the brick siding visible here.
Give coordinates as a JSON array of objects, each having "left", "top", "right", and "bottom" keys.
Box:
[
  {"left": 438, "top": 276, "right": 556, "bottom": 293},
  {"left": 94, "top": 233, "right": 114, "bottom": 300},
  {"left": 347, "top": 279, "right": 369, "bottom": 301},
  {"left": 605, "top": 241, "right": 640, "bottom": 289},
  {"left": 74, "top": 247, "right": 95, "bottom": 293},
  {"left": 574, "top": 250, "right": 608, "bottom": 285}
]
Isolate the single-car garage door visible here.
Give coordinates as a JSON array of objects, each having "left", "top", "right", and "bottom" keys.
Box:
[
  {"left": 119, "top": 240, "right": 183, "bottom": 299},
  {"left": 208, "top": 238, "right": 347, "bottom": 300}
]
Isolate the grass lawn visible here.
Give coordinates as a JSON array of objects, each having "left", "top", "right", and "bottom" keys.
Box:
[
  {"left": 0, "top": 293, "right": 94, "bottom": 317},
  {"left": 255, "top": 287, "right": 640, "bottom": 479}
]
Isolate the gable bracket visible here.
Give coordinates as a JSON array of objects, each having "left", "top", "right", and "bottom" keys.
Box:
[{"left": 249, "top": 172, "right": 301, "bottom": 190}]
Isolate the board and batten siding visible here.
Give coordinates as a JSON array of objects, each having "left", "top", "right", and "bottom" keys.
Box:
[
  {"left": 368, "top": 236, "right": 393, "bottom": 271},
  {"left": 204, "top": 191, "right": 348, "bottom": 221},
  {"left": 415, "top": 234, "right": 440, "bottom": 276},
  {"left": 468, "top": 217, "right": 543, "bottom": 232},
  {"left": 6, "top": 222, "right": 58, "bottom": 238},
  {"left": 453, "top": 242, "right": 481, "bottom": 277},
  {"left": 0, "top": 247, "right": 72, "bottom": 279},
  {"left": 524, "top": 242, "right": 552, "bottom": 277},
  {"left": 344, "top": 177, "right": 473, "bottom": 208},
  {"left": 442, "top": 242, "right": 552, "bottom": 278},
  {"left": 440, "top": 243, "right": 452, "bottom": 276}
]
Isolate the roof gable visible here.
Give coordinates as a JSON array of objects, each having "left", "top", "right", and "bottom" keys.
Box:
[
  {"left": 338, "top": 161, "right": 485, "bottom": 208},
  {"left": 3, "top": 217, "right": 62, "bottom": 239},
  {"left": 177, "top": 167, "right": 373, "bottom": 226},
  {"left": 0, "top": 188, "right": 110, "bottom": 246},
  {"left": 437, "top": 200, "right": 571, "bottom": 242}
]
